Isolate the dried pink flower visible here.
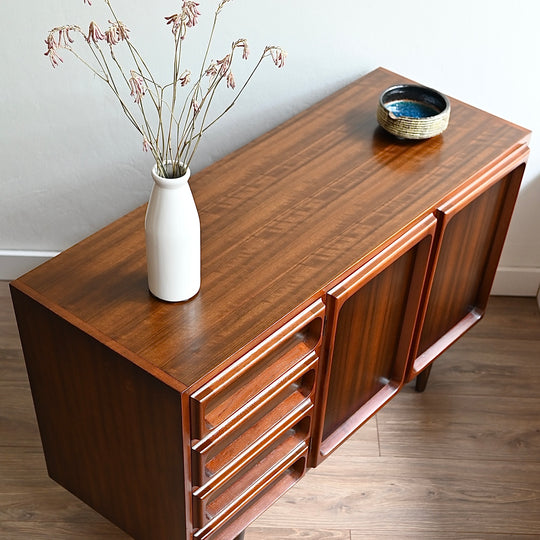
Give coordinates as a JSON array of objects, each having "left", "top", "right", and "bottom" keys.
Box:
[
  {"left": 57, "top": 26, "right": 76, "bottom": 47},
  {"left": 226, "top": 71, "right": 236, "bottom": 89},
  {"left": 105, "top": 27, "right": 119, "bottom": 45},
  {"left": 44, "top": 45, "right": 63, "bottom": 68},
  {"left": 233, "top": 39, "right": 249, "bottom": 60},
  {"left": 105, "top": 20, "right": 130, "bottom": 45},
  {"left": 128, "top": 70, "right": 146, "bottom": 103},
  {"left": 179, "top": 70, "right": 191, "bottom": 87},
  {"left": 115, "top": 20, "right": 130, "bottom": 41},
  {"left": 268, "top": 46, "right": 287, "bottom": 68},
  {"left": 166, "top": 2, "right": 200, "bottom": 39},
  {"left": 205, "top": 62, "right": 218, "bottom": 78},
  {"left": 44, "top": 26, "right": 80, "bottom": 68},
  {"left": 44, "top": 32, "right": 59, "bottom": 52},
  {"left": 87, "top": 21, "right": 106, "bottom": 44},
  {"left": 192, "top": 99, "right": 200, "bottom": 115},
  {"left": 165, "top": 13, "right": 183, "bottom": 35},
  {"left": 83, "top": 0, "right": 92, "bottom": 5},
  {"left": 216, "top": 54, "right": 231, "bottom": 76},
  {"left": 241, "top": 43, "right": 249, "bottom": 60},
  {"left": 183, "top": 1, "right": 201, "bottom": 28}
]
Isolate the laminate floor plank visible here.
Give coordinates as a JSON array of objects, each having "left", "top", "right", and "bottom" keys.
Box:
[
  {"left": 2, "top": 280, "right": 539, "bottom": 538},
  {"left": 254, "top": 456, "right": 540, "bottom": 535},
  {"left": 412, "top": 338, "right": 540, "bottom": 398},
  {"left": 0, "top": 380, "right": 42, "bottom": 448},
  {"left": 245, "top": 528, "right": 350, "bottom": 539},
  {"left": 376, "top": 297, "right": 540, "bottom": 461},
  {"left": 0, "top": 455, "right": 128, "bottom": 538},
  {"left": 408, "top": 298, "right": 540, "bottom": 399},
  {"left": 350, "top": 533, "right": 540, "bottom": 539},
  {"left": 0, "top": 491, "right": 119, "bottom": 526},
  {"left": 377, "top": 392, "right": 540, "bottom": 461},
  {"left": 0, "top": 448, "right": 48, "bottom": 487},
  {"left": 0, "top": 283, "right": 22, "bottom": 351},
  {"left": 469, "top": 297, "right": 540, "bottom": 341},
  {"left": 0, "top": 521, "right": 128, "bottom": 539},
  {"left": 323, "top": 415, "right": 381, "bottom": 458},
  {"left": 0, "top": 347, "right": 25, "bottom": 381}
]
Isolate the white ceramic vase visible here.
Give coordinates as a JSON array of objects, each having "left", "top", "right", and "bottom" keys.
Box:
[{"left": 145, "top": 162, "right": 201, "bottom": 302}]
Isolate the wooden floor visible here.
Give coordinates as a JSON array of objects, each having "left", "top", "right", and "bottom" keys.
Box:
[{"left": 1, "top": 280, "right": 539, "bottom": 539}]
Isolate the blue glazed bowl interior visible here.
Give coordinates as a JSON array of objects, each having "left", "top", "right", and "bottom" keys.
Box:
[
  {"left": 385, "top": 100, "right": 440, "bottom": 119},
  {"left": 380, "top": 85, "right": 449, "bottom": 119}
]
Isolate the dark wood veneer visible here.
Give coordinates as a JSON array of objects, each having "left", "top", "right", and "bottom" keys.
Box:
[
  {"left": 315, "top": 215, "right": 437, "bottom": 461},
  {"left": 410, "top": 158, "right": 527, "bottom": 380},
  {"left": 10, "top": 288, "right": 187, "bottom": 540},
  {"left": 15, "top": 68, "right": 530, "bottom": 389},
  {"left": 10, "top": 68, "right": 530, "bottom": 539}
]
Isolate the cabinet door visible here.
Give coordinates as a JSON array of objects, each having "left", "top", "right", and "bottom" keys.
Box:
[
  {"left": 409, "top": 158, "right": 527, "bottom": 379},
  {"left": 313, "top": 215, "right": 437, "bottom": 463}
]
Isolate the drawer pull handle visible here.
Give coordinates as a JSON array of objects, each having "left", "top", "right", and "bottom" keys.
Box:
[
  {"left": 193, "top": 352, "right": 317, "bottom": 455},
  {"left": 193, "top": 405, "right": 312, "bottom": 498},
  {"left": 193, "top": 443, "right": 307, "bottom": 538},
  {"left": 190, "top": 300, "right": 324, "bottom": 438}
]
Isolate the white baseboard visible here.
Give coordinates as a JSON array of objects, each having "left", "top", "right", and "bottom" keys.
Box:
[
  {"left": 0, "top": 250, "right": 61, "bottom": 281},
  {"left": 491, "top": 266, "right": 540, "bottom": 299}
]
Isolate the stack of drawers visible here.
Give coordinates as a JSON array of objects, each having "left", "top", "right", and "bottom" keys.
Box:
[{"left": 189, "top": 301, "right": 325, "bottom": 539}]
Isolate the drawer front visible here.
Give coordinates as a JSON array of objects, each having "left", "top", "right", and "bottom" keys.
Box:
[
  {"left": 190, "top": 300, "right": 324, "bottom": 440},
  {"left": 193, "top": 448, "right": 308, "bottom": 540},
  {"left": 189, "top": 300, "right": 324, "bottom": 537},
  {"left": 192, "top": 434, "right": 309, "bottom": 537},
  {"left": 191, "top": 354, "right": 316, "bottom": 485}
]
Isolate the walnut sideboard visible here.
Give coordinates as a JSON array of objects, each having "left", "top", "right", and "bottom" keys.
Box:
[{"left": 11, "top": 68, "right": 530, "bottom": 540}]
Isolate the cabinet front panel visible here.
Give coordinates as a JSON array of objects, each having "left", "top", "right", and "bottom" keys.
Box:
[
  {"left": 416, "top": 164, "right": 525, "bottom": 368},
  {"left": 191, "top": 353, "right": 316, "bottom": 485},
  {"left": 193, "top": 451, "right": 307, "bottom": 540},
  {"left": 190, "top": 301, "right": 324, "bottom": 440},
  {"left": 316, "top": 215, "right": 436, "bottom": 459},
  {"left": 189, "top": 300, "right": 323, "bottom": 538},
  {"left": 322, "top": 244, "right": 419, "bottom": 441}
]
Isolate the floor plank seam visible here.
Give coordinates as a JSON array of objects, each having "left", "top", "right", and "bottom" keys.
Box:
[{"left": 375, "top": 415, "right": 382, "bottom": 457}]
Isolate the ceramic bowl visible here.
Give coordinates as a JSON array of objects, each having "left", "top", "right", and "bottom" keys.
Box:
[{"left": 377, "top": 84, "right": 451, "bottom": 139}]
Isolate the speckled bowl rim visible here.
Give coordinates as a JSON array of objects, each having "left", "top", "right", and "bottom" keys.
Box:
[{"left": 377, "top": 84, "right": 451, "bottom": 139}]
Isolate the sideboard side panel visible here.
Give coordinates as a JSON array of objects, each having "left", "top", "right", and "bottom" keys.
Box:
[{"left": 10, "top": 286, "right": 188, "bottom": 540}]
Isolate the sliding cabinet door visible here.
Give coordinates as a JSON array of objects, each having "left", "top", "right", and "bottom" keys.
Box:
[
  {"left": 313, "top": 215, "right": 436, "bottom": 464},
  {"left": 410, "top": 159, "right": 527, "bottom": 381}
]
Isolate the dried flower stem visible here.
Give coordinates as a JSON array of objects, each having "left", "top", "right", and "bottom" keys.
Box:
[{"left": 45, "top": 0, "right": 286, "bottom": 178}]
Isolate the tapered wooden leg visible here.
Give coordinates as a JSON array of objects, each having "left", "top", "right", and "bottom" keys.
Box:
[
  {"left": 415, "top": 364, "right": 433, "bottom": 393},
  {"left": 233, "top": 531, "right": 245, "bottom": 540}
]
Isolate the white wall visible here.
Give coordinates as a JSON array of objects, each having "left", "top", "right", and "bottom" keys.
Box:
[{"left": 1, "top": 0, "right": 539, "bottom": 296}]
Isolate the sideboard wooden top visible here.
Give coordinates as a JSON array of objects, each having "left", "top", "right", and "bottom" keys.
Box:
[{"left": 13, "top": 68, "right": 530, "bottom": 390}]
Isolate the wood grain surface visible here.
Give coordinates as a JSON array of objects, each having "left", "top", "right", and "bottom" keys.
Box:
[
  {"left": 2, "top": 282, "right": 539, "bottom": 538},
  {"left": 11, "top": 68, "right": 531, "bottom": 389}
]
